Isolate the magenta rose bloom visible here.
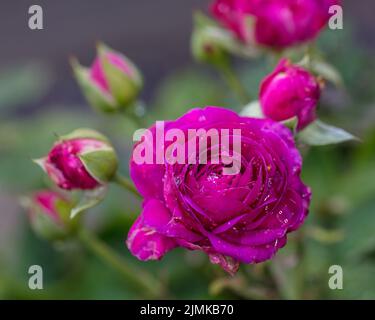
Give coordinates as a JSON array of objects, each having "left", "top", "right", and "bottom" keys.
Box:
[
  {"left": 260, "top": 59, "right": 321, "bottom": 130},
  {"left": 127, "top": 107, "right": 311, "bottom": 273},
  {"left": 211, "top": 0, "right": 340, "bottom": 49}
]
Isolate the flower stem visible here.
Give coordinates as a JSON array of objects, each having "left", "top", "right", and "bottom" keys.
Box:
[
  {"left": 269, "top": 263, "right": 297, "bottom": 299},
  {"left": 113, "top": 173, "right": 142, "bottom": 199},
  {"left": 78, "top": 228, "right": 163, "bottom": 298},
  {"left": 295, "top": 230, "right": 306, "bottom": 299},
  {"left": 217, "top": 62, "right": 250, "bottom": 105},
  {"left": 123, "top": 101, "right": 147, "bottom": 129}
]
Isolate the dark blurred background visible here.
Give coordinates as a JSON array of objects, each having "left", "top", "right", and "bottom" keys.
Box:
[
  {"left": 0, "top": 0, "right": 375, "bottom": 299},
  {"left": 0, "top": 0, "right": 374, "bottom": 110}
]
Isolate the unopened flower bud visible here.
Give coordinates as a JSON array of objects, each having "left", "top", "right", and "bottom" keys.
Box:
[
  {"left": 260, "top": 59, "right": 321, "bottom": 130},
  {"left": 191, "top": 13, "right": 228, "bottom": 66},
  {"left": 24, "top": 190, "right": 75, "bottom": 240},
  {"left": 72, "top": 43, "right": 143, "bottom": 113},
  {"left": 35, "top": 129, "right": 118, "bottom": 190}
]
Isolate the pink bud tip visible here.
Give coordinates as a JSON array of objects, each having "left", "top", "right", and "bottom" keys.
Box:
[{"left": 90, "top": 52, "right": 134, "bottom": 93}]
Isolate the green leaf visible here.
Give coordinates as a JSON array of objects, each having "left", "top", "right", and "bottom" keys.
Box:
[
  {"left": 338, "top": 201, "right": 375, "bottom": 261},
  {"left": 298, "top": 120, "right": 359, "bottom": 146},
  {"left": 70, "top": 186, "right": 108, "bottom": 219}
]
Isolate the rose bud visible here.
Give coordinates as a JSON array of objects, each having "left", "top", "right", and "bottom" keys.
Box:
[
  {"left": 23, "top": 190, "right": 76, "bottom": 240},
  {"left": 127, "top": 107, "right": 311, "bottom": 274},
  {"left": 210, "top": 0, "right": 341, "bottom": 49},
  {"left": 72, "top": 43, "right": 143, "bottom": 113},
  {"left": 191, "top": 12, "right": 229, "bottom": 66},
  {"left": 35, "top": 129, "right": 118, "bottom": 190},
  {"left": 260, "top": 59, "right": 321, "bottom": 130}
]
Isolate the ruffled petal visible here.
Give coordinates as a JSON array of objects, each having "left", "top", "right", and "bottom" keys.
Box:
[{"left": 126, "top": 199, "right": 176, "bottom": 261}]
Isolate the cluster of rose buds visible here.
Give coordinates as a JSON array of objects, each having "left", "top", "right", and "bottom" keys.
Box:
[
  {"left": 26, "top": 128, "right": 118, "bottom": 238},
  {"left": 27, "top": 44, "right": 143, "bottom": 239}
]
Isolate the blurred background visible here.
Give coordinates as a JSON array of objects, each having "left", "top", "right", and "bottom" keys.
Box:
[{"left": 0, "top": 0, "right": 374, "bottom": 299}]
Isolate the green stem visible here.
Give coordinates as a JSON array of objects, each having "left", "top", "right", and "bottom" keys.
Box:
[
  {"left": 268, "top": 260, "right": 296, "bottom": 300},
  {"left": 295, "top": 230, "right": 306, "bottom": 299},
  {"left": 268, "top": 230, "right": 307, "bottom": 300},
  {"left": 113, "top": 173, "right": 142, "bottom": 199},
  {"left": 78, "top": 229, "right": 163, "bottom": 299},
  {"left": 217, "top": 62, "right": 250, "bottom": 105},
  {"left": 123, "top": 101, "right": 147, "bottom": 129}
]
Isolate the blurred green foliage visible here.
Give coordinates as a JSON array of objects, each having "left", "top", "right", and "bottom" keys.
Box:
[{"left": 0, "top": 24, "right": 374, "bottom": 299}]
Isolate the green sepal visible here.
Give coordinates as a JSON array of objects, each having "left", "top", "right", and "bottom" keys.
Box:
[
  {"left": 59, "top": 128, "right": 110, "bottom": 143},
  {"left": 240, "top": 100, "right": 264, "bottom": 118},
  {"left": 191, "top": 11, "right": 259, "bottom": 63},
  {"left": 281, "top": 116, "right": 299, "bottom": 134},
  {"left": 70, "top": 186, "right": 108, "bottom": 219},
  {"left": 22, "top": 196, "right": 78, "bottom": 241},
  {"left": 97, "top": 43, "right": 142, "bottom": 109},
  {"left": 71, "top": 57, "right": 118, "bottom": 113},
  {"left": 79, "top": 149, "right": 118, "bottom": 184},
  {"left": 298, "top": 56, "right": 344, "bottom": 88}
]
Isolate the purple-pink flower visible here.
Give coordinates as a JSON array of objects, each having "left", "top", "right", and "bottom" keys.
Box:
[
  {"left": 211, "top": 0, "right": 340, "bottom": 49},
  {"left": 127, "top": 107, "right": 311, "bottom": 273},
  {"left": 260, "top": 59, "right": 321, "bottom": 130}
]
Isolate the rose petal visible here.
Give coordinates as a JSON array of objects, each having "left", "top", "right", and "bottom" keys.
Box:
[{"left": 126, "top": 200, "right": 176, "bottom": 261}]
